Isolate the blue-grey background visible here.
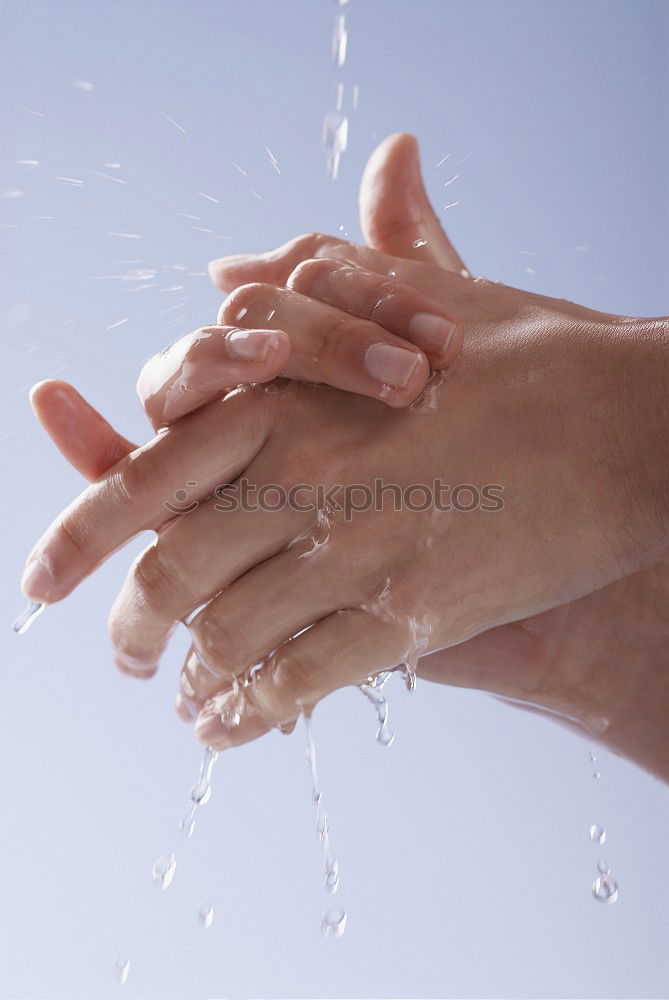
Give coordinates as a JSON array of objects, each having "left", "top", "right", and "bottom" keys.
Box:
[{"left": 1, "top": 1, "right": 668, "bottom": 997}]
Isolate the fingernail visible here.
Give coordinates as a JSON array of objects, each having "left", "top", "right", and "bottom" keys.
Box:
[
  {"left": 194, "top": 703, "right": 229, "bottom": 746},
  {"left": 227, "top": 328, "right": 276, "bottom": 361},
  {"left": 365, "top": 343, "right": 421, "bottom": 388},
  {"left": 20, "top": 554, "right": 54, "bottom": 602},
  {"left": 408, "top": 313, "right": 457, "bottom": 356},
  {"left": 114, "top": 650, "right": 158, "bottom": 679}
]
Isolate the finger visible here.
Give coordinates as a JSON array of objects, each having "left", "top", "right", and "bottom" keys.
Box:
[
  {"left": 137, "top": 325, "right": 291, "bottom": 430},
  {"left": 359, "top": 132, "right": 467, "bottom": 272},
  {"left": 30, "top": 380, "right": 137, "bottom": 480},
  {"left": 193, "top": 608, "right": 404, "bottom": 750},
  {"left": 207, "top": 232, "right": 464, "bottom": 310},
  {"left": 180, "top": 539, "right": 357, "bottom": 711},
  {"left": 107, "top": 494, "right": 307, "bottom": 677},
  {"left": 218, "top": 281, "right": 431, "bottom": 406},
  {"left": 20, "top": 386, "right": 276, "bottom": 605},
  {"left": 286, "top": 259, "right": 463, "bottom": 370}
]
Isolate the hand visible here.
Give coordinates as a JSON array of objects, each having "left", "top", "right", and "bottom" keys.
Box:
[{"left": 20, "top": 133, "right": 668, "bottom": 776}]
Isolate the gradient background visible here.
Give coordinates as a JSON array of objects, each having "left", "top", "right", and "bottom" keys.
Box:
[{"left": 1, "top": 1, "right": 668, "bottom": 997}]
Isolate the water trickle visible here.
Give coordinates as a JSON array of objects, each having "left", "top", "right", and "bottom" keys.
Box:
[
  {"left": 588, "top": 824, "right": 606, "bottom": 845},
  {"left": 113, "top": 957, "right": 130, "bottom": 986},
  {"left": 322, "top": 111, "right": 349, "bottom": 181},
  {"left": 180, "top": 745, "right": 219, "bottom": 837},
  {"left": 305, "top": 715, "right": 347, "bottom": 929},
  {"left": 589, "top": 751, "right": 597, "bottom": 763},
  {"left": 592, "top": 872, "right": 619, "bottom": 905},
  {"left": 322, "top": 906, "right": 347, "bottom": 938},
  {"left": 152, "top": 853, "right": 176, "bottom": 890},
  {"left": 401, "top": 618, "right": 431, "bottom": 691},
  {"left": 358, "top": 672, "right": 395, "bottom": 747},
  {"left": 12, "top": 600, "right": 45, "bottom": 634},
  {"left": 597, "top": 859, "right": 611, "bottom": 875},
  {"left": 199, "top": 904, "right": 214, "bottom": 929}
]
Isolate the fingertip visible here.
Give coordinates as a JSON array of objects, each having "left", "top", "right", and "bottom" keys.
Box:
[
  {"left": 208, "top": 255, "right": 253, "bottom": 292},
  {"left": 114, "top": 655, "right": 158, "bottom": 681},
  {"left": 175, "top": 692, "right": 197, "bottom": 723}
]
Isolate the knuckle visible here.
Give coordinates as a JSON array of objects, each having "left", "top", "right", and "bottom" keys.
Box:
[
  {"left": 367, "top": 285, "right": 402, "bottom": 324},
  {"left": 286, "top": 256, "right": 332, "bottom": 293},
  {"left": 218, "top": 283, "right": 268, "bottom": 326},
  {"left": 273, "top": 649, "right": 320, "bottom": 704},
  {"left": 52, "top": 514, "right": 89, "bottom": 562},
  {"left": 131, "top": 544, "right": 177, "bottom": 611},
  {"left": 190, "top": 612, "right": 247, "bottom": 672},
  {"left": 318, "top": 315, "right": 357, "bottom": 364},
  {"left": 109, "top": 459, "right": 146, "bottom": 507}
]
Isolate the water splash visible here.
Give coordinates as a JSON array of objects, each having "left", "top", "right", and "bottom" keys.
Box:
[{"left": 12, "top": 601, "right": 45, "bottom": 634}]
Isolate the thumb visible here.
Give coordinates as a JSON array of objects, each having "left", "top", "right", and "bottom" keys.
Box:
[
  {"left": 359, "top": 132, "right": 466, "bottom": 273},
  {"left": 30, "top": 380, "right": 137, "bottom": 482}
]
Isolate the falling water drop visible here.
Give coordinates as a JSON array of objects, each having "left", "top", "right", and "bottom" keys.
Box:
[
  {"left": 592, "top": 770, "right": 601, "bottom": 780},
  {"left": 113, "top": 958, "right": 130, "bottom": 986},
  {"left": 597, "top": 859, "right": 611, "bottom": 875},
  {"left": 588, "top": 824, "right": 606, "bottom": 845},
  {"left": 152, "top": 853, "right": 176, "bottom": 890},
  {"left": 592, "top": 872, "right": 619, "bottom": 905},
  {"left": 12, "top": 601, "right": 45, "bottom": 634},
  {"left": 589, "top": 750, "right": 597, "bottom": 762},
  {"left": 199, "top": 904, "right": 214, "bottom": 929},
  {"left": 322, "top": 906, "right": 348, "bottom": 938}
]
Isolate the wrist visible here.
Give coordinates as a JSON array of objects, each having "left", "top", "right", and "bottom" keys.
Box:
[{"left": 581, "top": 314, "right": 669, "bottom": 573}]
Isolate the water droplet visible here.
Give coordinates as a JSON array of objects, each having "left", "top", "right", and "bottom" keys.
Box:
[
  {"left": 179, "top": 815, "right": 195, "bottom": 838},
  {"left": 592, "top": 873, "right": 619, "bottom": 904},
  {"left": 324, "top": 854, "right": 340, "bottom": 894},
  {"left": 332, "top": 12, "right": 348, "bottom": 67},
  {"left": 12, "top": 601, "right": 45, "bottom": 634},
  {"left": 152, "top": 853, "right": 176, "bottom": 890},
  {"left": 588, "top": 824, "right": 606, "bottom": 845},
  {"left": 190, "top": 780, "right": 212, "bottom": 806},
  {"left": 322, "top": 906, "right": 347, "bottom": 938},
  {"left": 597, "top": 859, "right": 611, "bottom": 875},
  {"left": 412, "top": 238, "right": 428, "bottom": 248},
  {"left": 322, "top": 111, "right": 349, "bottom": 180},
  {"left": 199, "top": 904, "right": 214, "bottom": 929},
  {"left": 113, "top": 958, "right": 130, "bottom": 985},
  {"left": 593, "top": 770, "right": 601, "bottom": 780},
  {"left": 589, "top": 751, "right": 597, "bottom": 762},
  {"left": 377, "top": 723, "right": 395, "bottom": 748}
]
